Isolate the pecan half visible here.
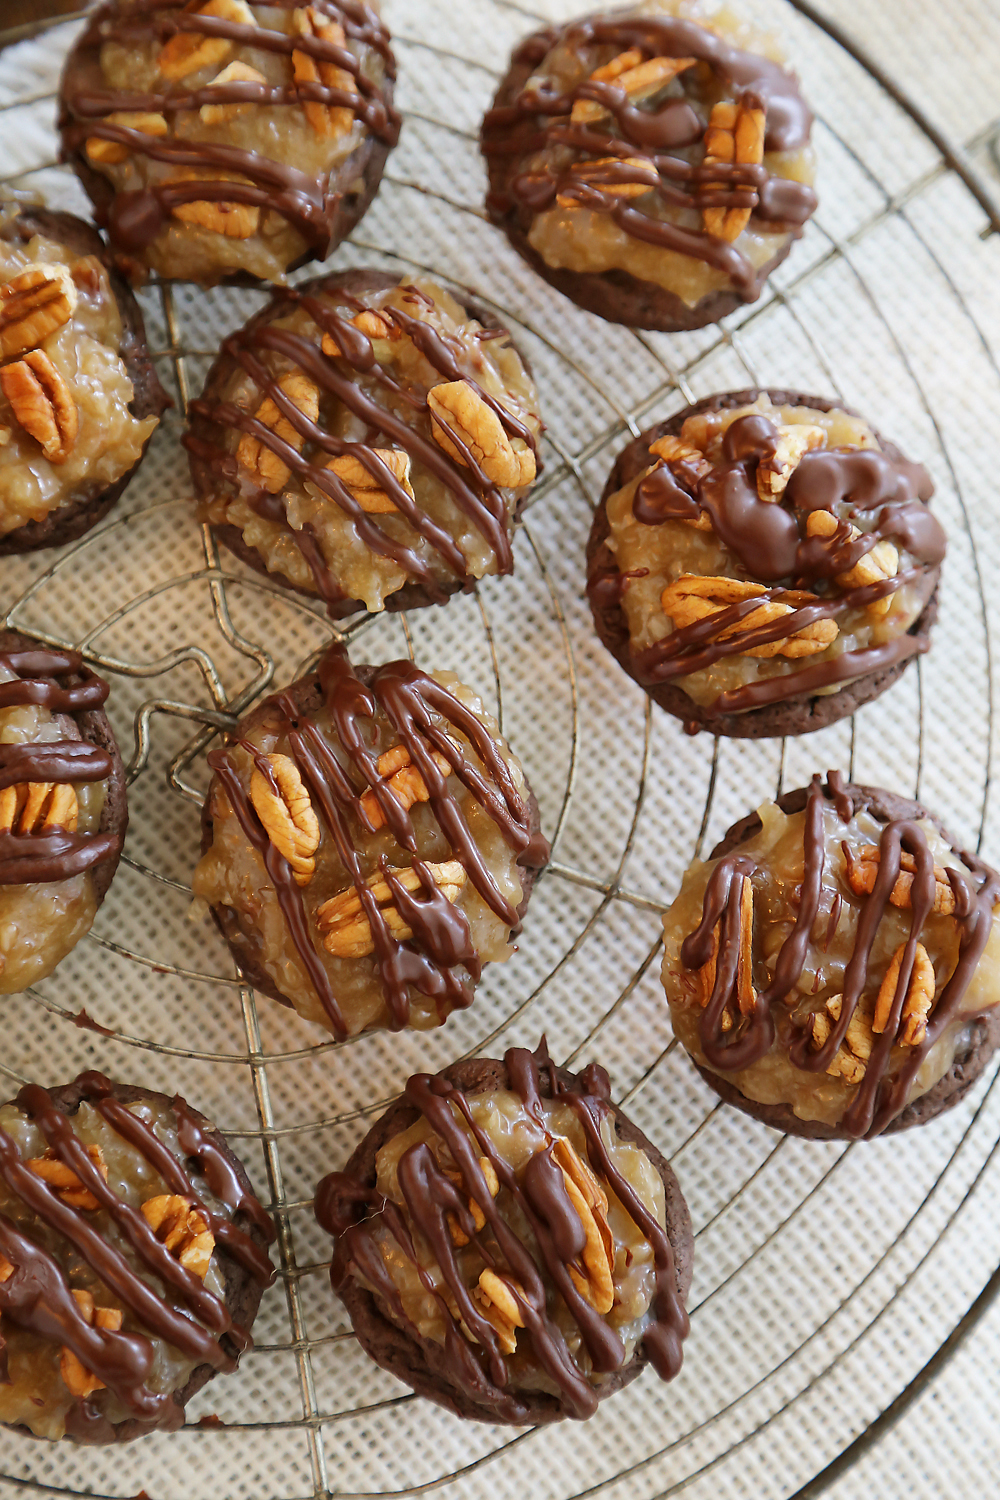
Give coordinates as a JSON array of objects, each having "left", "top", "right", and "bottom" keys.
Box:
[
  {"left": 0, "top": 350, "right": 79, "bottom": 463},
  {"left": 292, "top": 6, "right": 356, "bottom": 138},
  {"left": 660, "top": 573, "right": 838, "bottom": 659},
  {"left": 85, "top": 111, "right": 168, "bottom": 165},
  {"left": 326, "top": 448, "right": 414, "bottom": 514},
  {"left": 571, "top": 53, "right": 696, "bottom": 125},
  {"left": 552, "top": 1138, "right": 615, "bottom": 1314},
  {"left": 0, "top": 264, "right": 78, "bottom": 358},
  {"left": 471, "top": 1270, "right": 526, "bottom": 1355},
  {"left": 315, "top": 860, "right": 467, "bottom": 959},
  {"left": 556, "top": 155, "right": 659, "bottom": 206},
  {"left": 248, "top": 752, "right": 321, "bottom": 886},
  {"left": 806, "top": 510, "right": 899, "bottom": 617},
  {"left": 0, "top": 781, "right": 78, "bottom": 836},
  {"left": 26, "top": 1146, "right": 108, "bottom": 1211},
  {"left": 809, "top": 993, "right": 873, "bottom": 1086},
  {"left": 428, "top": 381, "right": 535, "bottom": 489},
  {"left": 141, "top": 1194, "right": 215, "bottom": 1279},
  {"left": 200, "top": 60, "right": 266, "bottom": 124},
  {"left": 0, "top": 1254, "right": 12, "bottom": 1282},
  {"left": 443, "top": 1154, "right": 500, "bottom": 1247},
  {"left": 647, "top": 433, "right": 713, "bottom": 529},
  {"left": 702, "top": 98, "right": 766, "bottom": 242},
  {"left": 359, "top": 743, "right": 453, "bottom": 831},
  {"left": 872, "top": 942, "right": 935, "bottom": 1045},
  {"left": 321, "top": 307, "right": 399, "bottom": 358},
  {"left": 843, "top": 845, "right": 957, "bottom": 916},
  {"left": 237, "top": 371, "right": 320, "bottom": 493},
  {"left": 158, "top": 0, "right": 255, "bottom": 80},
  {"left": 169, "top": 168, "right": 261, "bottom": 238},
  {"left": 60, "top": 1289, "right": 122, "bottom": 1399},
  {"left": 757, "top": 424, "right": 826, "bottom": 499},
  {"left": 690, "top": 873, "right": 754, "bottom": 1030}
]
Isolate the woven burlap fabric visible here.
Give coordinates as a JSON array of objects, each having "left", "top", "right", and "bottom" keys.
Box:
[{"left": 0, "top": 2, "right": 998, "bottom": 1495}]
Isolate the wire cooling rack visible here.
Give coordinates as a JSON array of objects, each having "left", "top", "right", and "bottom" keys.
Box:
[{"left": 1, "top": 2, "right": 1000, "bottom": 1496}]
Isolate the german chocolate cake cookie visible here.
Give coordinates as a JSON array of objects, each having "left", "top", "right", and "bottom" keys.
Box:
[
  {"left": 482, "top": 0, "right": 817, "bottom": 330},
  {"left": 587, "top": 389, "right": 944, "bottom": 737},
  {"left": 193, "top": 642, "right": 548, "bottom": 1038},
  {"left": 661, "top": 774, "right": 1000, "bottom": 1139},
  {"left": 316, "top": 1040, "right": 692, "bottom": 1422},
  {"left": 0, "top": 633, "right": 127, "bottom": 993},
  {"left": 59, "top": 0, "right": 399, "bottom": 285},
  {"left": 0, "top": 202, "right": 165, "bottom": 555},
  {"left": 185, "top": 270, "right": 541, "bottom": 614},
  {"left": 0, "top": 1071, "right": 274, "bottom": 1441}
]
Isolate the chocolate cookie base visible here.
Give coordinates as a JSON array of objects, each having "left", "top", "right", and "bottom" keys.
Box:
[
  {"left": 686, "top": 781, "right": 1000, "bottom": 1139},
  {"left": 586, "top": 389, "right": 941, "bottom": 739},
  {"left": 188, "top": 269, "right": 534, "bottom": 615},
  {"left": 201, "top": 660, "right": 548, "bottom": 1018},
  {"left": 0, "top": 628, "right": 127, "bottom": 909},
  {"left": 0, "top": 207, "right": 168, "bottom": 557},
  {"left": 4, "top": 1076, "right": 272, "bottom": 1444},
  {"left": 326, "top": 1053, "right": 693, "bottom": 1424},
  {"left": 482, "top": 29, "right": 795, "bottom": 332}
]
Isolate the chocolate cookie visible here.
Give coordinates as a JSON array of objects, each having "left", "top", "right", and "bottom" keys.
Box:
[
  {"left": 316, "top": 1040, "right": 692, "bottom": 1423},
  {"left": 58, "top": 0, "right": 399, "bottom": 286},
  {"left": 481, "top": 5, "right": 817, "bottom": 331},
  {"left": 193, "top": 642, "right": 549, "bottom": 1038},
  {"left": 587, "top": 388, "right": 944, "bottom": 738},
  {"left": 660, "top": 773, "right": 1000, "bottom": 1140},
  {"left": 185, "top": 268, "right": 542, "bottom": 617},
  {"left": 0, "top": 632, "right": 128, "bottom": 993},
  {"left": 0, "top": 203, "right": 167, "bottom": 555},
  {"left": 0, "top": 1070, "right": 275, "bottom": 1442}
]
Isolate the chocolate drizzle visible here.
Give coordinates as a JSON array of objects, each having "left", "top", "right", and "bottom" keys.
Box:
[
  {"left": 206, "top": 644, "right": 544, "bottom": 1037},
  {"left": 627, "top": 412, "right": 944, "bottom": 716},
  {"left": 59, "top": 0, "right": 400, "bottom": 261},
  {"left": 0, "top": 647, "right": 122, "bottom": 886},
  {"left": 679, "top": 776, "right": 1000, "bottom": 1137},
  {"left": 185, "top": 275, "right": 538, "bottom": 613},
  {"left": 0, "top": 1074, "right": 274, "bottom": 1440},
  {"left": 316, "top": 1040, "right": 688, "bottom": 1421},
  {"left": 482, "top": 13, "right": 818, "bottom": 300}
]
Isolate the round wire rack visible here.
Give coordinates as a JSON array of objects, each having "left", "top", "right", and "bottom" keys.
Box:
[{"left": 1, "top": 2, "right": 1000, "bottom": 1497}]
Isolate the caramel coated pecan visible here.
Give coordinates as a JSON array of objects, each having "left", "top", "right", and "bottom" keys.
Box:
[
  {"left": 661, "top": 573, "right": 838, "bottom": 659},
  {"left": 571, "top": 53, "right": 696, "bottom": 125},
  {"left": 702, "top": 98, "right": 766, "bottom": 242},
  {"left": 552, "top": 1137, "right": 615, "bottom": 1315},
  {"left": 169, "top": 168, "right": 261, "bottom": 238},
  {"left": 809, "top": 993, "right": 873, "bottom": 1086},
  {"left": 806, "top": 510, "right": 899, "bottom": 617},
  {"left": 757, "top": 424, "right": 826, "bottom": 499},
  {"left": 158, "top": 0, "right": 255, "bottom": 80},
  {"left": 359, "top": 742, "right": 453, "bottom": 831},
  {"left": 0, "top": 781, "right": 78, "bottom": 836},
  {"left": 327, "top": 448, "right": 414, "bottom": 514},
  {"left": 141, "top": 1193, "right": 215, "bottom": 1279},
  {"left": 316, "top": 860, "right": 467, "bottom": 958},
  {"left": 843, "top": 845, "right": 957, "bottom": 916},
  {"left": 0, "top": 264, "right": 77, "bottom": 359},
  {"left": 60, "top": 1289, "right": 123, "bottom": 1398},
  {"left": 292, "top": 6, "right": 357, "bottom": 138},
  {"left": 873, "top": 942, "right": 935, "bottom": 1045},
  {"left": 200, "top": 61, "right": 266, "bottom": 124},
  {"left": 443, "top": 1154, "right": 500, "bottom": 1247},
  {"left": 237, "top": 371, "right": 320, "bottom": 492},
  {"left": 26, "top": 1146, "right": 108, "bottom": 1211},
  {"left": 85, "top": 111, "right": 168, "bottom": 165},
  {"left": 428, "top": 380, "right": 536, "bottom": 488},
  {"left": 248, "top": 752, "right": 321, "bottom": 886}
]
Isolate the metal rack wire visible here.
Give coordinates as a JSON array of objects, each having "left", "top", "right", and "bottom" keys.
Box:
[{"left": 1, "top": 2, "right": 999, "bottom": 1497}]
